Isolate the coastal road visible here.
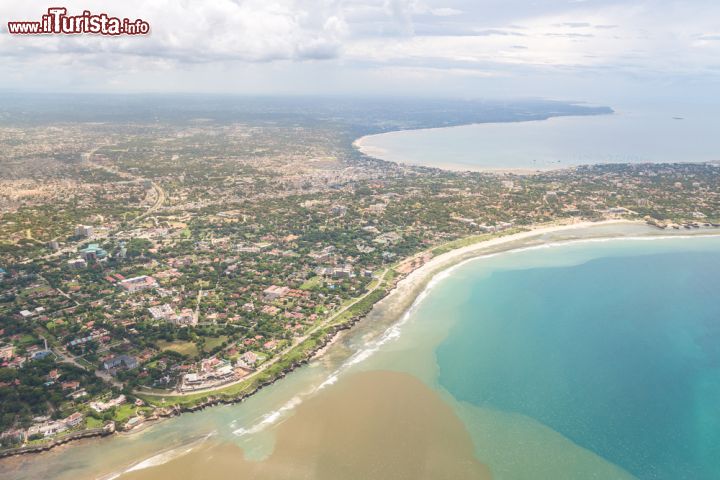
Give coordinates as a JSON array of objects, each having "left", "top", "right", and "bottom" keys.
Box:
[{"left": 137, "top": 267, "right": 392, "bottom": 397}]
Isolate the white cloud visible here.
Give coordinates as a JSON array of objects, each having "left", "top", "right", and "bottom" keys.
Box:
[
  {"left": 0, "top": 0, "right": 719, "bottom": 94},
  {"left": 0, "top": 1, "right": 349, "bottom": 62},
  {"left": 430, "top": 8, "right": 462, "bottom": 17}
]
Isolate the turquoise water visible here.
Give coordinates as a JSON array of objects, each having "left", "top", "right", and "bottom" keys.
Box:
[
  {"left": 357, "top": 108, "right": 720, "bottom": 170},
  {"left": 435, "top": 243, "right": 720, "bottom": 479},
  {"left": 2, "top": 230, "right": 719, "bottom": 480}
]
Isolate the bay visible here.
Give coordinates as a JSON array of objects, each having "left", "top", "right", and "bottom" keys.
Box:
[{"left": 355, "top": 108, "right": 720, "bottom": 171}]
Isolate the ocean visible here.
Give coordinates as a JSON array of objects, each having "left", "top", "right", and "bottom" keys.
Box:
[
  {"left": 432, "top": 237, "right": 720, "bottom": 479},
  {"left": 355, "top": 108, "right": 720, "bottom": 170},
  {"left": 2, "top": 228, "right": 719, "bottom": 479}
]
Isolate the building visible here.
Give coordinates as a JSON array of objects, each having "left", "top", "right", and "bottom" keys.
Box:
[
  {"left": 170, "top": 309, "right": 197, "bottom": 326},
  {"left": 103, "top": 355, "right": 138, "bottom": 371},
  {"left": 64, "top": 412, "right": 84, "bottom": 427},
  {"left": 367, "top": 203, "right": 386, "bottom": 214},
  {"left": 263, "top": 285, "right": 290, "bottom": 301},
  {"left": 68, "top": 257, "right": 87, "bottom": 269},
  {"left": 74, "top": 225, "right": 94, "bottom": 238},
  {"left": 241, "top": 351, "right": 257, "bottom": 366},
  {"left": 180, "top": 359, "right": 237, "bottom": 392},
  {"left": 0, "top": 344, "right": 14, "bottom": 361},
  {"left": 331, "top": 205, "right": 347, "bottom": 216},
  {"left": 119, "top": 275, "right": 157, "bottom": 293},
  {"left": 70, "top": 389, "right": 88, "bottom": 400},
  {"left": 90, "top": 394, "right": 126, "bottom": 413},
  {"left": 118, "top": 241, "right": 127, "bottom": 259},
  {"left": 308, "top": 246, "right": 336, "bottom": 263},
  {"left": 61, "top": 380, "right": 80, "bottom": 390},
  {"left": 148, "top": 304, "right": 175, "bottom": 320},
  {"left": 27, "top": 420, "right": 68, "bottom": 438},
  {"left": 373, "top": 231, "right": 402, "bottom": 246},
  {"left": 332, "top": 264, "right": 354, "bottom": 279},
  {"left": 79, "top": 243, "right": 108, "bottom": 261},
  {"left": 31, "top": 350, "right": 53, "bottom": 361},
  {"left": 0, "top": 429, "right": 24, "bottom": 446}
]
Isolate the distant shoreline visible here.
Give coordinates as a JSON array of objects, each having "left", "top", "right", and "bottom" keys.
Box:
[
  {"left": 353, "top": 109, "right": 720, "bottom": 173},
  {"left": 352, "top": 113, "right": 617, "bottom": 173},
  {"left": 3, "top": 219, "right": 718, "bottom": 462}
]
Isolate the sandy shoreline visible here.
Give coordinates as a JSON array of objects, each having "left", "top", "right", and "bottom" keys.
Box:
[
  {"left": 135, "top": 221, "right": 654, "bottom": 413},
  {"left": 366, "top": 220, "right": 633, "bottom": 319},
  {"left": 113, "top": 220, "right": 718, "bottom": 442},
  {"left": 354, "top": 134, "right": 550, "bottom": 174},
  {"left": 3, "top": 219, "right": 717, "bottom": 463},
  {"left": 352, "top": 119, "right": 572, "bottom": 174}
]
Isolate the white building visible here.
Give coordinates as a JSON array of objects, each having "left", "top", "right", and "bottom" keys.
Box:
[
  {"left": 74, "top": 225, "right": 94, "bottom": 238},
  {"left": 119, "top": 275, "right": 158, "bottom": 293},
  {"left": 148, "top": 304, "right": 175, "bottom": 320}
]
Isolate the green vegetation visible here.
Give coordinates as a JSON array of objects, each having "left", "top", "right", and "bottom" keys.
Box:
[
  {"left": 111, "top": 404, "right": 137, "bottom": 423},
  {"left": 158, "top": 340, "right": 199, "bottom": 358},
  {"left": 201, "top": 336, "right": 228, "bottom": 351},
  {"left": 85, "top": 416, "right": 104, "bottom": 429},
  {"left": 2, "top": 103, "right": 720, "bottom": 444},
  {"left": 299, "top": 276, "right": 323, "bottom": 291}
]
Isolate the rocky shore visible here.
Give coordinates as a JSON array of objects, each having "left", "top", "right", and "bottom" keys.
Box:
[
  {"left": 154, "top": 308, "right": 387, "bottom": 416},
  {"left": 0, "top": 298, "right": 391, "bottom": 458},
  {"left": 0, "top": 425, "right": 114, "bottom": 459},
  {"left": 7, "top": 219, "right": 716, "bottom": 460}
]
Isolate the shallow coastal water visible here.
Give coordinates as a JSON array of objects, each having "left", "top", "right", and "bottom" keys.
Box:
[
  {"left": 433, "top": 243, "right": 720, "bottom": 479},
  {"left": 355, "top": 109, "right": 720, "bottom": 170},
  {"left": 121, "top": 371, "right": 492, "bottom": 480},
  {"left": 2, "top": 228, "right": 719, "bottom": 480}
]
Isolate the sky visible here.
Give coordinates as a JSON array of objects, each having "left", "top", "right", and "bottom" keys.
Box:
[{"left": 1, "top": 1, "right": 719, "bottom": 106}]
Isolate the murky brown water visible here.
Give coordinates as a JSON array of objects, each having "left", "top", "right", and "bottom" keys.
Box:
[{"left": 120, "top": 370, "right": 491, "bottom": 480}]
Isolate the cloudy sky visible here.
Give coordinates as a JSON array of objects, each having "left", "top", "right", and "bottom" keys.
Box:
[{"left": 1, "top": 1, "right": 719, "bottom": 105}]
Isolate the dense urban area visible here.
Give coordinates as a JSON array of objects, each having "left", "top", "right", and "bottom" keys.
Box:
[{"left": 1, "top": 97, "right": 719, "bottom": 452}]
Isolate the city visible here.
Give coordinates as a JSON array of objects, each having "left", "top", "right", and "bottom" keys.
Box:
[{"left": 1, "top": 101, "right": 719, "bottom": 452}]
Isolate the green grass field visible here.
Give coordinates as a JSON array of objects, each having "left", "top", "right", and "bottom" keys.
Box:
[
  {"left": 202, "top": 335, "right": 228, "bottom": 352},
  {"left": 157, "top": 340, "right": 199, "bottom": 357},
  {"left": 85, "top": 416, "right": 104, "bottom": 429},
  {"left": 300, "top": 276, "right": 323, "bottom": 290},
  {"left": 112, "top": 404, "right": 138, "bottom": 423}
]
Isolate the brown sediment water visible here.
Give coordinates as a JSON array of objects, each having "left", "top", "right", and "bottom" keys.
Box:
[
  {"left": 119, "top": 370, "right": 491, "bottom": 480},
  {"left": 2, "top": 222, "right": 683, "bottom": 480}
]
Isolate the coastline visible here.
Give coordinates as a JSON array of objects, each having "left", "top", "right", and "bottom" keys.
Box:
[
  {"left": 353, "top": 219, "right": 637, "bottom": 327},
  {"left": 353, "top": 109, "right": 719, "bottom": 173},
  {"left": 353, "top": 131, "right": 552, "bottom": 174},
  {"left": 351, "top": 114, "right": 616, "bottom": 173},
  {"left": 3, "top": 218, "right": 718, "bottom": 460}
]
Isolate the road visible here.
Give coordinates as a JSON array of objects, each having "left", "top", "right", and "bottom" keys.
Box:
[
  {"left": 21, "top": 148, "right": 166, "bottom": 264},
  {"left": 26, "top": 149, "right": 166, "bottom": 390},
  {"left": 138, "top": 268, "right": 391, "bottom": 397},
  {"left": 84, "top": 153, "right": 166, "bottom": 225},
  {"left": 52, "top": 345, "right": 125, "bottom": 389}
]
